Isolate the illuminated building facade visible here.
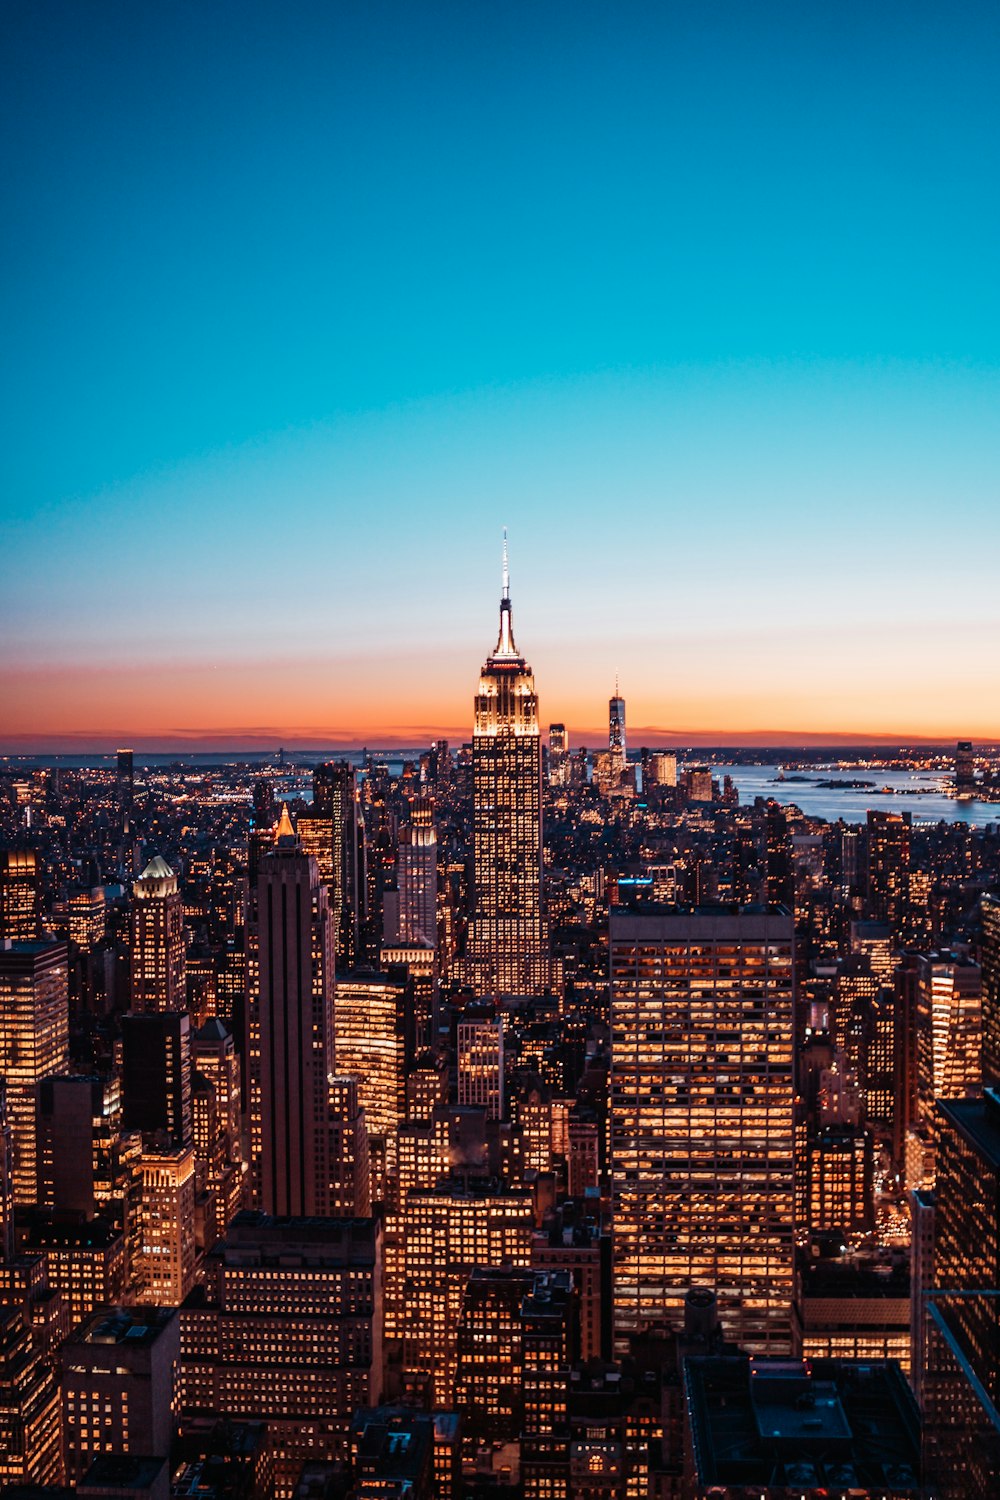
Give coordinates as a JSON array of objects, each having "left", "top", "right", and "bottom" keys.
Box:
[
  {"left": 0, "top": 1304, "right": 62, "bottom": 1486},
  {"left": 457, "top": 1016, "right": 505, "bottom": 1119},
  {"left": 956, "top": 740, "right": 976, "bottom": 798},
  {"left": 0, "top": 940, "right": 69, "bottom": 1204},
  {"left": 396, "top": 799, "right": 437, "bottom": 949},
  {"left": 466, "top": 540, "right": 551, "bottom": 994},
  {"left": 334, "top": 970, "right": 407, "bottom": 1200},
  {"left": 249, "top": 808, "right": 337, "bottom": 1217},
  {"left": 608, "top": 685, "right": 626, "bottom": 774},
  {"left": 130, "top": 856, "right": 187, "bottom": 1012},
  {"left": 122, "top": 1010, "right": 193, "bottom": 1147},
  {"left": 178, "top": 1213, "right": 383, "bottom": 1500},
  {"left": 982, "top": 893, "right": 1000, "bottom": 1090},
  {"left": 0, "top": 849, "right": 42, "bottom": 941},
  {"left": 61, "top": 1305, "right": 179, "bottom": 1484},
  {"left": 610, "top": 907, "right": 795, "bottom": 1354},
  {"left": 916, "top": 953, "right": 982, "bottom": 1118},
  {"left": 191, "top": 1017, "right": 248, "bottom": 1238},
  {"left": 137, "top": 1145, "right": 197, "bottom": 1305},
  {"left": 548, "top": 723, "right": 568, "bottom": 787},
  {"left": 933, "top": 1091, "right": 1000, "bottom": 1405},
  {"left": 866, "top": 810, "right": 911, "bottom": 935},
  {"left": 328, "top": 1074, "right": 371, "bottom": 1216},
  {"left": 298, "top": 759, "right": 361, "bottom": 966},
  {"left": 400, "top": 1183, "right": 533, "bottom": 1405}
]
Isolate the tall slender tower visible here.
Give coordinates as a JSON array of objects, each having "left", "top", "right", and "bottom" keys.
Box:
[
  {"left": 130, "top": 856, "right": 187, "bottom": 1012},
  {"left": 250, "top": 806, "right": 337, "bottom": 1216},
  {"left": 466, "top": 536, "right": 550, "bottom": 994},
  {"left": 608, "top": 681, "right": 626, "bottom": 774}
]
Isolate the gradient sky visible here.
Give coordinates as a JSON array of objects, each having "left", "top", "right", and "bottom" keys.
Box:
[{"left": 2, "top": 0, "right": 999, "bottom": 749}]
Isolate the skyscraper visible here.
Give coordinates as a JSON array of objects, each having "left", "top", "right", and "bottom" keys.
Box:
[
  {"left": 983, "top": 894, "right": 1000, "bottom": 1090},
  {"left": 397, "top": 799, "right": 438, "bottom": 949},
  {"left": 466, "top": 537, "right": 550, "bottom": 994},
  {"left": 0, "top": 850, "right": 42, "bottom": 941},
  {"left": 249, "top": 806, "right": 337, "bottom": 1216},
  {"left": 130, "top": 856, "right": 187, "bottom": 1012},
  {"left": 608, "top": 682, "right": 626, "bottom": 773},
  {"left": 610, "top": 906, "right": 795, "bottom": 1354},
  {"left": 116, "top": 747, "right": 135, "bottom": 810},
  {"left": 955, "top": 740, "right": 976, "bottom": 799},
  {"left": 298, "top": 760, "right": 361, "bottom": 966},
  {"left": 0, "top": 941, "right": 69, "bottom": 1204}
]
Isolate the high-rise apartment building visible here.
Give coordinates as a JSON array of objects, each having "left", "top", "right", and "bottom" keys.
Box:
[
  {"left": 249, "top": 808, "right": 337, "bottom": 1217},
  {"left": 610, "top": 906, "right": 795, "bottom": 1354},
  {"left": 0, "top": 940, "right": 69, "bottom": 1204},
  {"left": 130, "top": 856, "right": 187, "bottom": 1012},
  {"left": 0, "top": 850, "right": 42, "bottom": 941},
  {"left": 466, "top": 540, "right": 550, "bottom": 994}
]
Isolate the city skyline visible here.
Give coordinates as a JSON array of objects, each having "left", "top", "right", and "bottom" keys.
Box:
[{"left": 3, "top": 3, "right": 1000, "bottom": 750}]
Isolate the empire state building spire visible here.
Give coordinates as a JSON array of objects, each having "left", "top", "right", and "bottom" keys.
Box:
[
  {"left": 494, "top": 527, "right": 519, "bottom": 659},
  {"left": 466, "top": 532, "right": 554, "bottom": 995}
]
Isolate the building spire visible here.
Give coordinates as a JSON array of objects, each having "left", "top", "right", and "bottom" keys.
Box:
[
  {"left": 495, "top": 528, "right": 518, "bottom": 656},
  {"left": 274, "top": 803, "right": 296, "bottom": 844}
]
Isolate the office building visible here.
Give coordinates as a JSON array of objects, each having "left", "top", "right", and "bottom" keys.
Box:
[
  {"left": 608, "top": 683, "right": 626, "bottom": 774},
  {"left": 298, "top": 760, "right": 361, "bottom": 966},
  {"left": 465, "top": 539, "right": 551, "bottom": 994},
  {"left": 178, "top": 1213, "right": 383, "bottom": 1500},
  {"left": 249, "top": 807, "right": 337, "bottom": 1216},
  {"left": 548, "top": 724, "right": 568, "bottom": 787},
  {"left": 117, "top": 748, "right": 135, "bottom": 809},
  {"left": 610, "top": 906, "right": 795, "bottom": 1354},
  {"left": 866, "top": 810, "right": 911, "bottom": 935},
  {"left": 396, "top": 799, "right": 437, "bottom": 949},
  {"left": 130, "top": 856, "right": 187, "bottom": 1012},
  {"left": 327, "top": 1075, "right": 372, "bottom": 1216},
  {"left": 0, "top": 940, "right": 69, "bottom": 1203},
  {"left": 0, "top": 1303, "right": 63, "bottom": 1486},
  {"left": 122, "top": 1010, "right": 193, "bottom": 1147},
  {"left": 400, "top": 1182, "right": 533, "bottom": 1405},
  {"left": 457, "top": 1015, "right": 505, "bottom": 1119},
  {"left": 61, "top": 1306, "right": 180, "bottom": 1484},
  {"left": 0, "top": 849, "right": 42, "bottom": 941},
  {"left": 191, "top": 1018, "right": 248, "bottom": 1238},
  {"left": 334, "top": 970, "right": 408, "bottom": 1185},
  {"left": 916, "top": 953, "right": 982, "bottom": 1118},
  {"left": 956, "top": 740, "right": 976, "bottom": 798},
  {"left": 137, "top": 1145, "right": 197, "bottom": 1304},
  {"left": 982, "top": 893, "right": 1000, "bottom": 1090}
]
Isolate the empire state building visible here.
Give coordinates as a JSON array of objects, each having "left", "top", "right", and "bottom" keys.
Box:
[{"left": 466, "top": 539, "right": 552, "bottom": 994}]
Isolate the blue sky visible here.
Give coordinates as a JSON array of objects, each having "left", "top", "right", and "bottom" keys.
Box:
[{"left": 2, "top": 1, "right": 998, "bottom": 745}]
